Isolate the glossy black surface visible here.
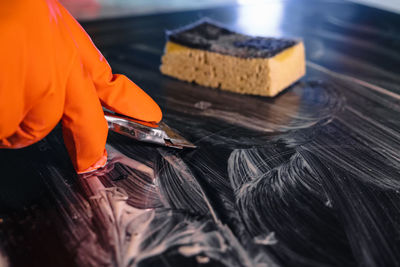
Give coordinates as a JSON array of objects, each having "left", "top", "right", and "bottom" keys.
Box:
[{"left": 1, "top": 1, "right": 400, "bottom": 266}]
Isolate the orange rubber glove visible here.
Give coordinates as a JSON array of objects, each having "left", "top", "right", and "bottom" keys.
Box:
[{"left": 0, "top": 0, "right": 162, "bottom": 173}]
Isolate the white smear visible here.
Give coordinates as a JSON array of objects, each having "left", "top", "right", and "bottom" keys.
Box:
[
  {"left": 158, "top": 150, "right": 270, "bottom": 267},
  {"left": 79, "top": 148, "right": 279, "bottom": 267},
  {"left": 179, "top": 244, "right": 206, "bottom": 257},
  {"left": 159, "top": 151, "right": 220, "bottom": 223},
  {"left": 196, "top": 255, "right": 210, "bottom": 264},
  {"left": 194, "top": 101, "right": 212, "bottom": 110},
  {"left": 307, "top": 61, "right": 400, "bottom": 100},
  {"left": 254, "top": 232, "right": 278, "bottom": 246},
  {"left": 201, "top": 109, "right": 285, "bottom": 133},
  {"left": 325, "top": 199, "right": 333, "bottom": 208},
  {"left": 84, "top": 174, "right": 239, "bottom": 266},
  {"left": 106, "top": 144, "right": 155, "bottom": 178}
]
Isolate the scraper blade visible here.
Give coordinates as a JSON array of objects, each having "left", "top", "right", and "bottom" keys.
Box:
[{"left": 104, "top": 111, "right": 196, "bottom": 149}]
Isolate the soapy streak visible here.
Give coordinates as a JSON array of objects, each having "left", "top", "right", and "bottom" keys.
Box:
[
  {"left": 161, "top": 79, "right": 344, "bottom": 144},
  {"left": 35, "top": 59, "right": 400, "bottom": 267},
  {"left": 307, "top": 61, "right": 400, "bottom": 100},
  {"left": 74, "top": 146, "right": 278, "bottom": 267},
  {"left": 75, "top": 57, "right": 400, "bottom": 266}
]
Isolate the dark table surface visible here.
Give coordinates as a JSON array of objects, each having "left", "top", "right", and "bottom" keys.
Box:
[{"left": 1, "top": 0, "right": 400, "bottom": 266}]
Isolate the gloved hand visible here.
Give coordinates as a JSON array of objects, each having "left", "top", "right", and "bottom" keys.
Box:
[{"left": 0, "top": 0, "right": 162, "bottom": 173}]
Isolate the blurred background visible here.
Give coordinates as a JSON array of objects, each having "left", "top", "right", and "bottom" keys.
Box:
[{"left": 59, "top": 0, "right": 400, "bottom": 21}]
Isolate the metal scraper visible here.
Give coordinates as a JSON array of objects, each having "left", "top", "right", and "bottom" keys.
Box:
[{"left": 104, "top": 111, "right": 196, "bottom": 149}]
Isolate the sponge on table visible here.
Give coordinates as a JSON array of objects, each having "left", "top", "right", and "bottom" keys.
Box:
[{"left": 160, "top": 20, "right": 305, "bottom": 97}]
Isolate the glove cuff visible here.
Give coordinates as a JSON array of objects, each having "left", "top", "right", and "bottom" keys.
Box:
[{"left": 77, "top": 149, "right": 108, "bottom": 174}]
